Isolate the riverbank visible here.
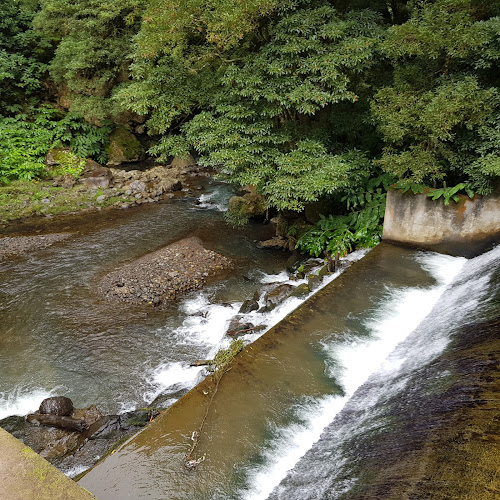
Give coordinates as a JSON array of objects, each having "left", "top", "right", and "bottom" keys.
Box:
[{"left": 0, "top": 160, "right": 208, "bottom": 228}]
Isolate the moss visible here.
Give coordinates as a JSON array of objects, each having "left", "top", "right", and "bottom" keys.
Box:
[
  {"left": 0, "top": 180, "right": 138, "bottom": 225},
  {"left": 106, "top": 126, "right": 144, "bottom": 164}
]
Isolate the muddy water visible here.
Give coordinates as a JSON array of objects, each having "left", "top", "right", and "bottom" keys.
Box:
[
  {"left": 0, "top": 182, "right": 292, "bottom": 419},
  {"left": 78, "top": 243, "right": 483, "bottom": 499}
]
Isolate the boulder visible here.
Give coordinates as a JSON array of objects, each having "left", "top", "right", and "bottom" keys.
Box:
[
  {"left": 106, "top": 126, "right": 145, "bottom": 165},
  {"left": 80, "top": 162, "right": 112, "bottom": 189},
  {"left": 128, "top": 180, "right": 147, "bottom": 193},
  {"left": 307, "top": 272, "right": 322, "bottom": 291},
  {"left": 45, "top": 147, "right": 72, "bottom": 167},
  {"left": 290, "top": 283, "right": 310, "bottom": 298},
  {"left": 39, "top": 396, "right": 74, "bottom": 416},
  {"left": 228, "top": 185, "right": 266, "bottom": 219},
  {"left": 262, "top": 284, "right": 295, "bottom": 311},
  {"left": 256, "top": 236, "right": 290, "bottom": 250},
  {"left": 239, "top": 299, "right": 259, "bottom": 314},
  {"left": 170, "top": 154, "right": 197, "bottom": 169},
  {"left": 52, "top": 174, "right": 77, "bottom": 188}
]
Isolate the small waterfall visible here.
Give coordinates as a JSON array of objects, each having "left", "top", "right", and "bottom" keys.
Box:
[{"left": 265, "top": 245, "right": 499, "bottom": 500}]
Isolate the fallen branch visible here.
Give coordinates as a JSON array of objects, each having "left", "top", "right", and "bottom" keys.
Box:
[
  {"left": 189, "top": 360, "right": 213, "bottom": 367},
  {"left": 27, "top": 413, "right": 88, "bottom": 432}
]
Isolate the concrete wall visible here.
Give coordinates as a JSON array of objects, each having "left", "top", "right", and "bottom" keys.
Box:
[
  {"left": 0, "top": 428, "right": 95, "bottom": 500},
  {"left": 383, "top": 189, "right": 500, "bottom": 257}
]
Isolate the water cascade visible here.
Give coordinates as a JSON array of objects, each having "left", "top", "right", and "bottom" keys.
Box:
[{"left": 78, "top": 243, "right": 499, "bottom": 499}]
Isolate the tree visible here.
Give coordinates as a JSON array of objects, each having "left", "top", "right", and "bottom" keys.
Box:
[
  {"left": 34, "top": 0, "right": 143, "bottom": 122},
  {"left": 371, "top": 0, "right": 500, "bottom": 193},
  {"left": 125, "top": 0, "right": 389, "bottom": 211},
  {"left": 0, "top": 0, "right": 52, "bottom": 115}
]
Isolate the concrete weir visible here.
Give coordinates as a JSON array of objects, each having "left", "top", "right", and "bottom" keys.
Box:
[
  {"left": 383, "top": 189, "right": 500, "bottom": 256},
  {"left": 77, "top": 244, "right": 439, "bottom": 499},
  {"left": 0, "top": 427, "right": 95, "bottom": 499}
]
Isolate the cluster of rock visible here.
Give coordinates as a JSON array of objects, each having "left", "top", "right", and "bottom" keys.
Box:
[
  {"left": 47, "top": 147, "right": 204, "bottom": 209},
  {"left": 0, "top": 397, "right": 159, "bottom": 475},
  {"left": 224, "top": 260, "right": 339, "bottom": 338},
  {"left": 98, "top": 236, "right": 233, "bottom": 307}
]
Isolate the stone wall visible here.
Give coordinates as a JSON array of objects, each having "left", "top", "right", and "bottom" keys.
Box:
[{"left": 383, "top": 189, "right": 500, "bottom": 257}]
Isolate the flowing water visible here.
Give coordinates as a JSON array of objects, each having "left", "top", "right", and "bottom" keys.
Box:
[
  {"left": 2, "top": 180, "right": 498, "bottom": 498},
  {"left": 77, "top": 242, "right": 499, "bottom": 499},
  {"left": 0, "top": 182, "right": 295, "bottom": 419}
]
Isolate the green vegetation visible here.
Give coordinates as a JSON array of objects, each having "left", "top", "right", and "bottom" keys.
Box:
[{"left": 1, "top": 0, "right": 499, "bottom": 254}]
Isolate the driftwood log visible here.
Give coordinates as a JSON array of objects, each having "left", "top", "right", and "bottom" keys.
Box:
[
  {"left": 189, "top": 360, "right": 213, "bottom": 367},
  {"left": 27, "top": 413, "right": 88, "bottom": 432}
]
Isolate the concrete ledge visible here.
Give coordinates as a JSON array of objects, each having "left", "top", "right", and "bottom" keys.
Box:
[
  {"left": 383, "top": 189, "right": 500, "bottom": 257},
  {"left": 0, "top": 427, "right": 95, "bottom": 500}
]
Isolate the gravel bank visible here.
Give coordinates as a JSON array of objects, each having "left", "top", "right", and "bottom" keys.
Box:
[
  {"left": 0, "top": 233, "right": 71, "bottom": 260},
  {"left": 98, "top": 236, "right": 232, "bottom": 307}
]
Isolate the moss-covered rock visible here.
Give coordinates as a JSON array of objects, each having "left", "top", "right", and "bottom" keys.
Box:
[{"left": 106, "top": 127, "right": 145, "bottom": 165}]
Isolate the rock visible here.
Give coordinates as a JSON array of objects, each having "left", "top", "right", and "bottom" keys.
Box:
[
  {"left": 262, "top": 284, "right": 295, "bottom": 311},
  {"left": 226, "top": 316, "right": 254, "bottom": 337},
  {"left": 290, "top": 283, "right": 310, "bottom": 298},
  {"left": 39, "top": 396, "right": 74, "bottom": 416},
  {"left": 80, "top": 164, "right": 112, "bottom": 189},
  {"left": 157, "top": 178, "right": 182, "bottom": 193},
  {"left": 129, "top": 180, "right": 147, "bottom": 193},
  {"left": 307, "top": 272, "right": 322, "bottom": 291},
  {"left": 106, "top": 126, "right": 145, "bottom": 165},
  {"left": 44, "top": 147, "right": 72, "bottom": 167},
  {"left": 72, "top": 405, "right": 103, "bottom": 427},
  {"left": 52, "top": 174, "right": 77, "bottom": 188},
  {"left": 170, "top": 154, "right": 196, "bottom": 169},
  {"left": 256, "top": 236, "right": 290, "bottom": 250},
  {"left": 41, "top": 198, "right": 50, "bottom": 204},
  {"left": 239, "top": 299, "right": 259, "bottom": 314},
  {"left": 96, "top": 195, "right": 106, "bottom": 204},
  {"left": 228, "top": 185, "right": 266, "bottom": 219},
  {"left": 27, "top": 413, "right": 88, "bottom": 433}
]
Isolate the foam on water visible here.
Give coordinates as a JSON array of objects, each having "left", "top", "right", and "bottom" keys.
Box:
[
  {"left": 142, "top": 250, "right": 369, "bottom": 409},
  {"left": 0, "top": 386, "right": 60, "bottom": 420},
  {"left": 193, "top": 186, "right": 231, "bottom": 212},
  {"left": 239, "top": 252, "right": 466, "bottom": 500}
]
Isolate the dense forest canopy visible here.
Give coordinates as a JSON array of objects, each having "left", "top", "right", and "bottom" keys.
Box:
[{"left": 1, "top": 0, "right": 499, "bottom": 252}]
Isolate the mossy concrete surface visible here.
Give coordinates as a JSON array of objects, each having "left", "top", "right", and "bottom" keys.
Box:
[{"left": 0, "top": 427, "right": 95, "bottom": 499}]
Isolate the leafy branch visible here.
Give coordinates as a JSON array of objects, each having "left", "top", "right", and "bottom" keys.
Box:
[{"left": 394, "top": 181, "right": 475, "bottom": 206}]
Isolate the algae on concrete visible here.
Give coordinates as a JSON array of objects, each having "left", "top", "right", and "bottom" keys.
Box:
[{"left": 0, "top": 427, "right": 95, "bottom": 500}]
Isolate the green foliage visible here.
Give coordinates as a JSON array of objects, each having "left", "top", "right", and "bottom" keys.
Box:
[
  {"left": 427, "top": 183, "right": 475, "bottom": 205},
  {"left": 224, "top": 207, "right": 251, "bottom": 228},
  {"left": 208, "top": 339, "right": 245, "bottom": 379},
  {"left": 0, "top": 117, "right": 52, "bottom": 183},
  {"left": 175, "top": 3, "right": 385, "bottom": 211},
  {"left": 48, "top": 151, "right": 86, "bottom": 178},
  {"left": 34, "top": 0, "right": 144, "bottom": 121},
  {"left": 0, "top": 0, "right": 52, "bottom": 114},
  {"left": 296, "top": 173, "right": 391, "bottom": 257},
  {"left": 0, "top": 106, "right": 110, "bottom": 184},
  {"left": 372, "top": 0, "right": 500, "bottom": 192}
]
